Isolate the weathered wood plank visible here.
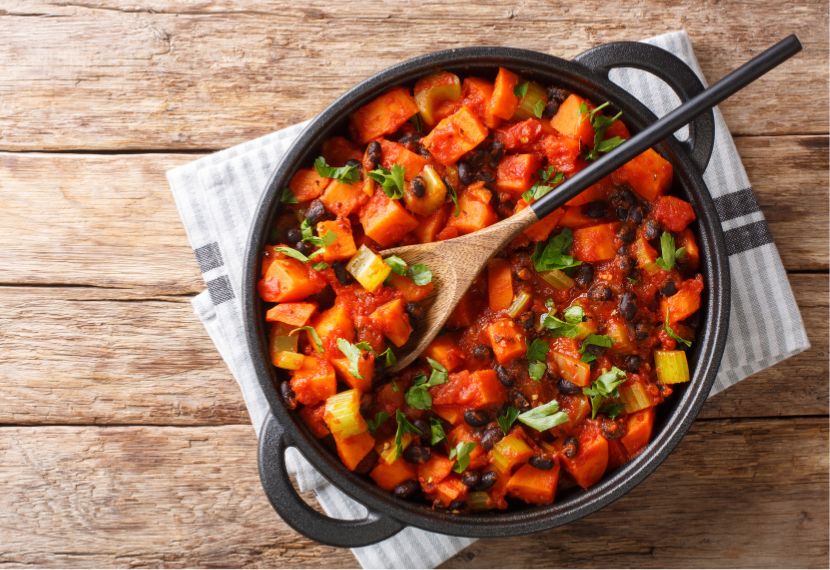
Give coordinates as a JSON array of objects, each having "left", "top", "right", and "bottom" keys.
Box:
[
  {"left": 0, "top": 274, "right": 825, "bottom": 425},
  {"left": 0, "top": 419, "right": 825, "bottom": 568},
  {"left": 0, "top": 1, "right": 826, "bottom": 150},
  {"left": 0, "top": 135, "right": 824, "bottom": 295}
]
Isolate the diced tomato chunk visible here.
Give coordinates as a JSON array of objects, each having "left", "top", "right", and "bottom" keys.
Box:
[
  {"left": 572, "top": 223, "right": 619, "bottom": 262},
  {"left": 495, "top": 153, "right": 542, "bottom": 194},
  {"left": 290, "top": 355, "right": 337, "bottom": 406},
  {"left": 369, "top": 298, "right": 413, "bottom": 347},
  {"left": 652, "top": 195, "right": 697, "bottom": 232}
]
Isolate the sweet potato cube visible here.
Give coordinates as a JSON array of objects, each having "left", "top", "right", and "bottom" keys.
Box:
[
  {"left": 559, "top": 423, "right": 609, "bottom": 489},
  {"left": 461, "top": 77, "right": 495, "bottom": 125},
  {"left": 488, "top": 67, "right": 521, "bottom": 122},
  {"left": 487, "top": 258, "right": 514, "bottom": 311},
  {"left": 495, "top": 153, "right": 542, "bottom": 194},
  {"left": 572, "top": 222, "right": 619, "bottom": 262},
  {"left": 445, "top": 182, "right": 498, "bottom": 235},
  {"left": 258, "top": 256, "right": 326, "bottom": 303},
  {"left": 331, "top": 351, "right": 375, "bottom": 392},
  {"left": 506, "top": 462, "right": 560, "bottom": 504},
  {"left": 359, "top": 190, "right": 419, "bottom": 247},
  {"left": 414, "top": 204, "right": 451, "bottom": 243},
  {"left": 418, "top": 454, "right": 454, "bottom": 493},
  {"left": 298, "top": 404, "right": 330, "bottom": 439},
  {"left": 653, "top": 195, "right": 697, "bottom": 232},
  {"left": 378, "top": 139, "right": 429, "bottom": 180},
  {"left": 425, "top": 334, "right": 466, "bottom": 372},
  {"left": 320, "top": 180, "right": 368, "bottom": 218},
  {"left": 434, "top": 476, "right": 469, "bottom": 507},
  {"left": 370, "top": 458, "right": 417, "bottom": 491},
  {"left": 422, "top": 106, "right": 489, "bottom": 165},
  {"left": 621, "top": 408, "right": 655, "bottom": 458},
  {"left": 432, "top": 405, "right": 464, "bottom": 425},
  {"left": 566, "top": 176, "right": 612, "bottom": 207},
  {"left": 350, "top": 87, "right": 419, "bottom": 144},
  {"left": 521, "top": 205, "right": 564, "bottom": 242},
  {"left": 288, "top": 168, "right": 328, "bottom": 202},
  {"left": 387, "top": 272, "right": 434, "bottom": 302},
  {"left": 486, "top": 318, "right": 527, "bottom": 365},
  {"left": 369, "top": 298, "right": 413, "bottom": 347},
  {"left": 677, "top": 229, "right": 700, "bottom": 271},
  {"left": 550, "top": 93, "right": 595, "bottom": 147},
  {"left": 469, "top": 369, "right": 507, "bottom": 408},
  {"left": 316, "top": 219, "right": 357, "bottom": 262},
  {"left": 290, "top": 355, "right": 337, "bottom": 406},
  {"left": 321, "top": 136, "right": 363, "bottom": 166},
  {"left": 660, "top": 275, "right": 704, "bottom": 323},
  {"left": 557, "top": 206, "right": 597, "bottom": 229},
  {"left": 632, "top": 236, "right": 660, "bottom": 274},
  {"left": 333, "top": 430, "right": 376, "bottom": 471},
  {"left": 313, "top": 304, "right": 354, "bottom": 345},
  {"left": 265, "top": 302, "right": 318, "bottom": 327},
  {"left": 612, "top": 148, "right": 673, "bottom": 201}
]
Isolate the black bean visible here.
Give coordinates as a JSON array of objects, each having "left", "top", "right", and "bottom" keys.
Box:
[
  {"left": 354, "top": 449, "right": 378, "bottom": 475},
  {"left": 416, "top": 143, "right": 431, "bottom": 158},
  {"left": 359, "top": 393, "right": 373, "bottom": 417},
  {"left": 644, "top": 219, "right": 660, "bottom": 240},
  {"left": 617, "top": 225, "right": 636, "bottom": 244},
  {"left": 529, "top": 455, "right": 555, "bottom": 470},
  {"left": 627, "top": 205, "right": 644, "bottom": 224},
  {"left": 295, "top": 241, "right": 314, "bottom": 256},
  {"left": 458, "top": 161, "right": 475, "bottom": 185},
  {"left": 286, "top": 227, "right": 302, "bottom": 243},
  {"left": 366, "top": 141, "right": 382, "bottom": 169},
  {"left": 393, "top": 479, "right": 419, "bottom": 499},
  {"left": 480, "top": 426, "right": 503, "bottom": 451},
  {"left": 617, "top": 255, "right": 635, "bottom": 273},
  {"left": 511, "top": 390, "right": 532, "bottom": 412},
  {"left": 601, "top": 418, "right": 626, "bottom": 440},
  {"left": 332, "top": 262, "right": 352, "bottom": 285},
  {"left": 345, "top": 158, "right": 361, "bottom": 168},
  {"left": 472, "top": 345, "right": 492, "bottom": 360},
  {"left": 660, "top": 281, "right": 678, "bottom": 297},
  {"left": 610, "top": 185, "right": 636, "bottom": 209},
  {"left": 584, "top": 201, "right": 608, "bottom": 219},
  {"left": 624, "top": 354, "right": 643, "bottom": 373},
  {"left": 542, "top": 99, "right": 560, "bottom": 118},
  {"left": 634, "top": 323, "right": 651, "bottom": 340},
  {"left": 585, "top": 343, "right": 605, "bottom": 357},
  {"left": 588, "top": 284, "right": 613, "bottom": 301},
  {"left": 404, "top": 302, "right": 423, "bottom": 322},
  {"left": 464, "top": 409, "right": 490, "bottom": 427},
  {"left": 403, "top": 445, "right": 432, "bottom": 464},
  {"left": 547, "top": 86, "right": 569, "bottom": 104},
  {"left": 475, "top": 470, "right": 498, "bottom": 491},
  {"left": 280, "top": 381, "right": 297, "bottom": 409},
  {"left": 619, "top": 291, "right": 637, "bottom": 321},
  {"left": 558, "top": 378, "right": 582, "bottom": 395},
  {"left": 411, "top": 176, "right": 426, "bottom": 198},
  {"left": 477, "top": 169, "right": 495, "bottom": 184},
  {"left": 615, "top": 207, "right": 630, "bottom": 221},
  {"left": 412, "top": 419, "right": 430, "bottom": 437},
  {"left": 461, "top": 470, "right": 482, "bottom": 488},
  {"left": 304, "top": 199, "right": 328, "bottom": 224},
  {"left": 562, "top": 436, "right": 579, "bottom": 459},
  {"left": 489, "top": 140, "right": 505, "bottom": 167},
  {"left": 518, "top": 312, "right": 534, "bottom": 331},
  {"left": 574, "top": 264, "right": 594, "bottom": 288},
  {"left": 448, "top": 500, "right": 465, "bottom": 511},
  {"left": 495, "top": 365, "right": 514, "bottom": 387},
  {"left": 397, "top": 133, "right": 417, "bottom": 146}
]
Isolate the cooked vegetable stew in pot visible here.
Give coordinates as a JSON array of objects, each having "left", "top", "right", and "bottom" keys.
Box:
[{"left": 258, "top": 67, "right": 703, "bottom": 511}]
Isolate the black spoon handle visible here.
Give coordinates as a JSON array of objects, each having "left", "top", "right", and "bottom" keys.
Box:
[{"left": 531, "top": 34, "right": 802, "bottom": 219}]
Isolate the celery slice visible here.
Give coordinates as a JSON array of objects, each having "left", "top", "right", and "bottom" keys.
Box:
[
  {"left": 324, "top": 389, "right": 368, "bottom": 438},
  {"left": 539, "top": 269, "right": 575, "bottom": 290},
  {"left": 654, "top": 350, "right": 690, "bottom": 384},
  {"left": 347, "top": 244, "right": 392, "bottom": 292}
]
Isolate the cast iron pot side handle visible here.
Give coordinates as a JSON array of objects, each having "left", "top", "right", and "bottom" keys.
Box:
[
  {"left": 574, "top": 41, "right": 716, "bottom": 173},
  {"left": 258, "top": 413, "right": 404, "bottom": 548}
]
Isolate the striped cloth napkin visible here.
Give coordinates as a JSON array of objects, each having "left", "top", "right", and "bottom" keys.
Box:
[{"left": 167, "top": 30, "right": 809, "bottom": 569}]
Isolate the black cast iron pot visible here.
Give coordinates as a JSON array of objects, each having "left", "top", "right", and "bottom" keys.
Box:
[{"left": 243, "top": 42, "right": 730, "bottom": 547}]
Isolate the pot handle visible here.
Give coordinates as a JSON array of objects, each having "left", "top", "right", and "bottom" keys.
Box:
[
  {"left": 574, "top": 41, "right": 715, "bottom": 172},
  {"left": 257, "top": 412, "right": 404, "bottom": 548}
]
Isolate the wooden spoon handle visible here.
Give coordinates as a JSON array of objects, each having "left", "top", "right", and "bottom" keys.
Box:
[{"left": 528, "top": 35, "right": 802, "bottom": 220}]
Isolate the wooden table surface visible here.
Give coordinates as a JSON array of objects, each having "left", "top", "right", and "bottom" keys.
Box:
[{"left": 1, "top": 1, "right": 828, "bottom": 567}]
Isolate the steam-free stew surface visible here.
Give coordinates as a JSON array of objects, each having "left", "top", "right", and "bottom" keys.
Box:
[{"left": 258, "top": 68, "right": 703, "bottom": 511}]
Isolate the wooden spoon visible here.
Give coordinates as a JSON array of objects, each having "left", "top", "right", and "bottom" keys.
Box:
[{"left": 384, "top": 35, "right": 801, "bottom": 371}]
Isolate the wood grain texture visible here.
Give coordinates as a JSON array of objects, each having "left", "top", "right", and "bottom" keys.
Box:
[
  {"left": 0, "top": 134, "right": 824, "bottom": 296},
  {"left": 0, "top": 418, "right": 825, "bottom": 568},
  {"left": 0, "top": 274, "right": 824, "bottom": 425},
  {"left": 0, "top": 1, "right": 826, "bottom": 150}
]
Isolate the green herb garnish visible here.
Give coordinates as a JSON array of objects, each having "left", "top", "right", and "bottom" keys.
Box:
[
  {"left": 273, "top": 245, "right": 310, "bottom": 263},
  {"left": 289, "top": 325, "right": 324, "bottom": 353},
  {"left": 368, "top": 164, "right": 406, "bottom": 200},
  {"left": 533, "top": 98, "right": 546, "bottom": 119},
  {"left": 367, "top": 411, "right": 389, "bottom": 434},
  {"left": 664, "top": 311, "right": 692, "bottom": 347},
  {"left": 384, "top": 255, "right": 408, "bottom": 275},
  {"left": 540, "top": 304, "right": 585, "bottom": 338},
  {"left": 314, "top": 156, "right": 360, "bottom": 183},
  {"left": 580, "top": 101, "right": 625, "bottom": 161},
  {"left": 514, "top": 82, "right": 529, "bottom": 98},
  {"left": 531, "top": 228, "right": 582, "bottom": 272},
  {"left": 404, "top": 358, "right": 449, "bottom": 410},
  {"left": 430, "top": 417, "right": 446, "bottom": 445},
  {"left": 497, "top": 406, "right": 519, "bottom": 435},
  {"left": 517, "top": 400, "right": 570, "bottom": 432},
  {"left": 449, "top": 441, "right": 476, "bottom": 473},
  {"left": 394, "top": 409, "right": 422, "bottom": 458},
  {"left": 379, "top": 347, "right": 397, "bottom": 367},
  {"left": 526, "top": 338, "right": 550, "bottom": 381},
  {"left": 579, "top": 334, "right": 614, "bottom": 363},
  {"left": 655, "top": 232, "right": 687, "bottom": 271},
  {"left": 281, "top": 186, "right": 298, "bottom": 204},
  {"left": 522, "top": 166, "right": 565, "bottom": 202},
  {"left": 446, "top": 178, "right": 461, "bottom": 216},
  {"left": 336, "top": 338, "right": 373, "bottom": 379},
  {"left": 583, "top": 366, "right": 627, "bottom": 419},
  {"left": 409, "top": 263, "right": 432, "bottom": 286}
]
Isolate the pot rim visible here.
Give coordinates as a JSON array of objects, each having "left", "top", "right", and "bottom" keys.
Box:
[{"left": 243, "top": 45, "right": 730, "bottom": 538}]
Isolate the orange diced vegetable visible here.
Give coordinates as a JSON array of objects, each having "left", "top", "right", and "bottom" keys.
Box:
[
  {"left": 494, "top": 118, "right": 545, "bottom": 151},
  {"left": 320, "top": 179, "right": 368, "bottom": 218},
  {"left": 488, "top": 67, "right": 520, "bottom": 122},
  {"left": 299, "top": 404, "right": 330, "bottom": 439},
  {"left": 414, "top": 204, "right": 451, "bottom": 243},
  {"left": 551, "top": 351, "right": 591, "bottom": 387},
  {"left": 607, "top": 438, "right": 628, "bottom": 470},
  {"left": 487, "top": 258, "right": 514, "bottom": 311},
  {"left": 333, "top": 430, "right": 376, "bottom": 471},
  {"left": 290, "top": 355, "right": 337, "bottom": 406},
  {"left": 321, "top": 136, "right": 363, "bottom": 166},
  {"left": 331, "top": 351, "right": 375, "bottom": 392},
  {"left": 522, "top": 205, "right": 564, "bottom": 242},
  {"left": 558, "top": 206, "right": 599, "bottom": 229},
  {"left": 559, "top": 423, "right": 609, "bottom": 489},
  {"left": 370, "top": 458, "right": 417, "bottom": 491},
  {"left": 369, "top": 298, "right": 413, "bottom": 347},
  {"left": 550, "top": 94, "right": 595, "bottom": 146},
  {"left": 425, "top": 334, "right": 466, "bottom": 372},
  {"left": 506, "top": 461, "right": 560, "bottom": 504},
  {"left": 418, "top": 454, "right": 454, "bottom": 493},
  {"left": 495, "top": 153, "right": 542, "bottom": 194},
  {"left": 431, "top": 369, "right": 506, "bottom": 409},
  {"left": 387, "top": 272, "right": 434, "bottom": 302},
  {"left": 566, "top": 176, "right": 612, "bottom": 207},
  {"left": 316, "top": 219, "right": 357, "bottom": 262},
  {"left": 485, "top": 318, "right": 527, "bottom": 365},
  {"left": 313, "top": 304, "right": 354, "bottom": 344},
  {"left": 652, "top": 195, "right": 697, "bottom": 232},
  {"left": 359, "top": 190, "right": 419, "bottom": 247},
  {"left": 612, "top": 148, "right": 673, "bottom": 201},
  {"left": 461, "top": 77, "right": 495, "bottom": 125},
  {"left": 537, "top": 132, "right": 582, "bottom": 174},
  {"left": 258, "top": 256, "right": 327, "bottom": 303},
  {"left": 621, "top": 408, "right": 655, "bottom": 457},
  {"left": 469, "top": 369, "right": 507, "bottom": 408},
  {"left": 422, "top": 106, "right": 489, "bottom": 165},
  {"left": 433, "top": 405, "right": 464, "bottom": 425},
  {"left": 445, "top": 182, "right": 498, "bottom": 235},
  {"left": 434, "top": 475, "right": 468, "bottom": 507},
  {"left": 414, "top": 71, "right": 463, "bottom": 127},
  {"left": 677, "top": 228, "right": 700, "bottom": 271},
  {"left": 350, "top": 87, "right": 419, "bottom": 144},
  {"left": 632, "top": 235, "right": 660, "bottom": 274},
  {"left": 605, "top": 316, "right": 635, "bottom": 353},
  {"left": 378, "top": 139, "right": 430, "bottom": 180},
  {"left": 572, "top": 222, "right": 619, "bottom": 262},
  {"left": 265, "top": 302, "right": 318, "bottom": 327},
  {"left": 660, "top": 275, "right": 704, "bottom": 323},
  {"left": 288, "top": 168, "right": 328, "bottom": 202}
]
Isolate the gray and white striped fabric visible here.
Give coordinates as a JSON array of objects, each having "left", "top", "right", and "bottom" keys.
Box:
[{"left": 167, "top": 30, "right": 809, "bottom": 569}]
